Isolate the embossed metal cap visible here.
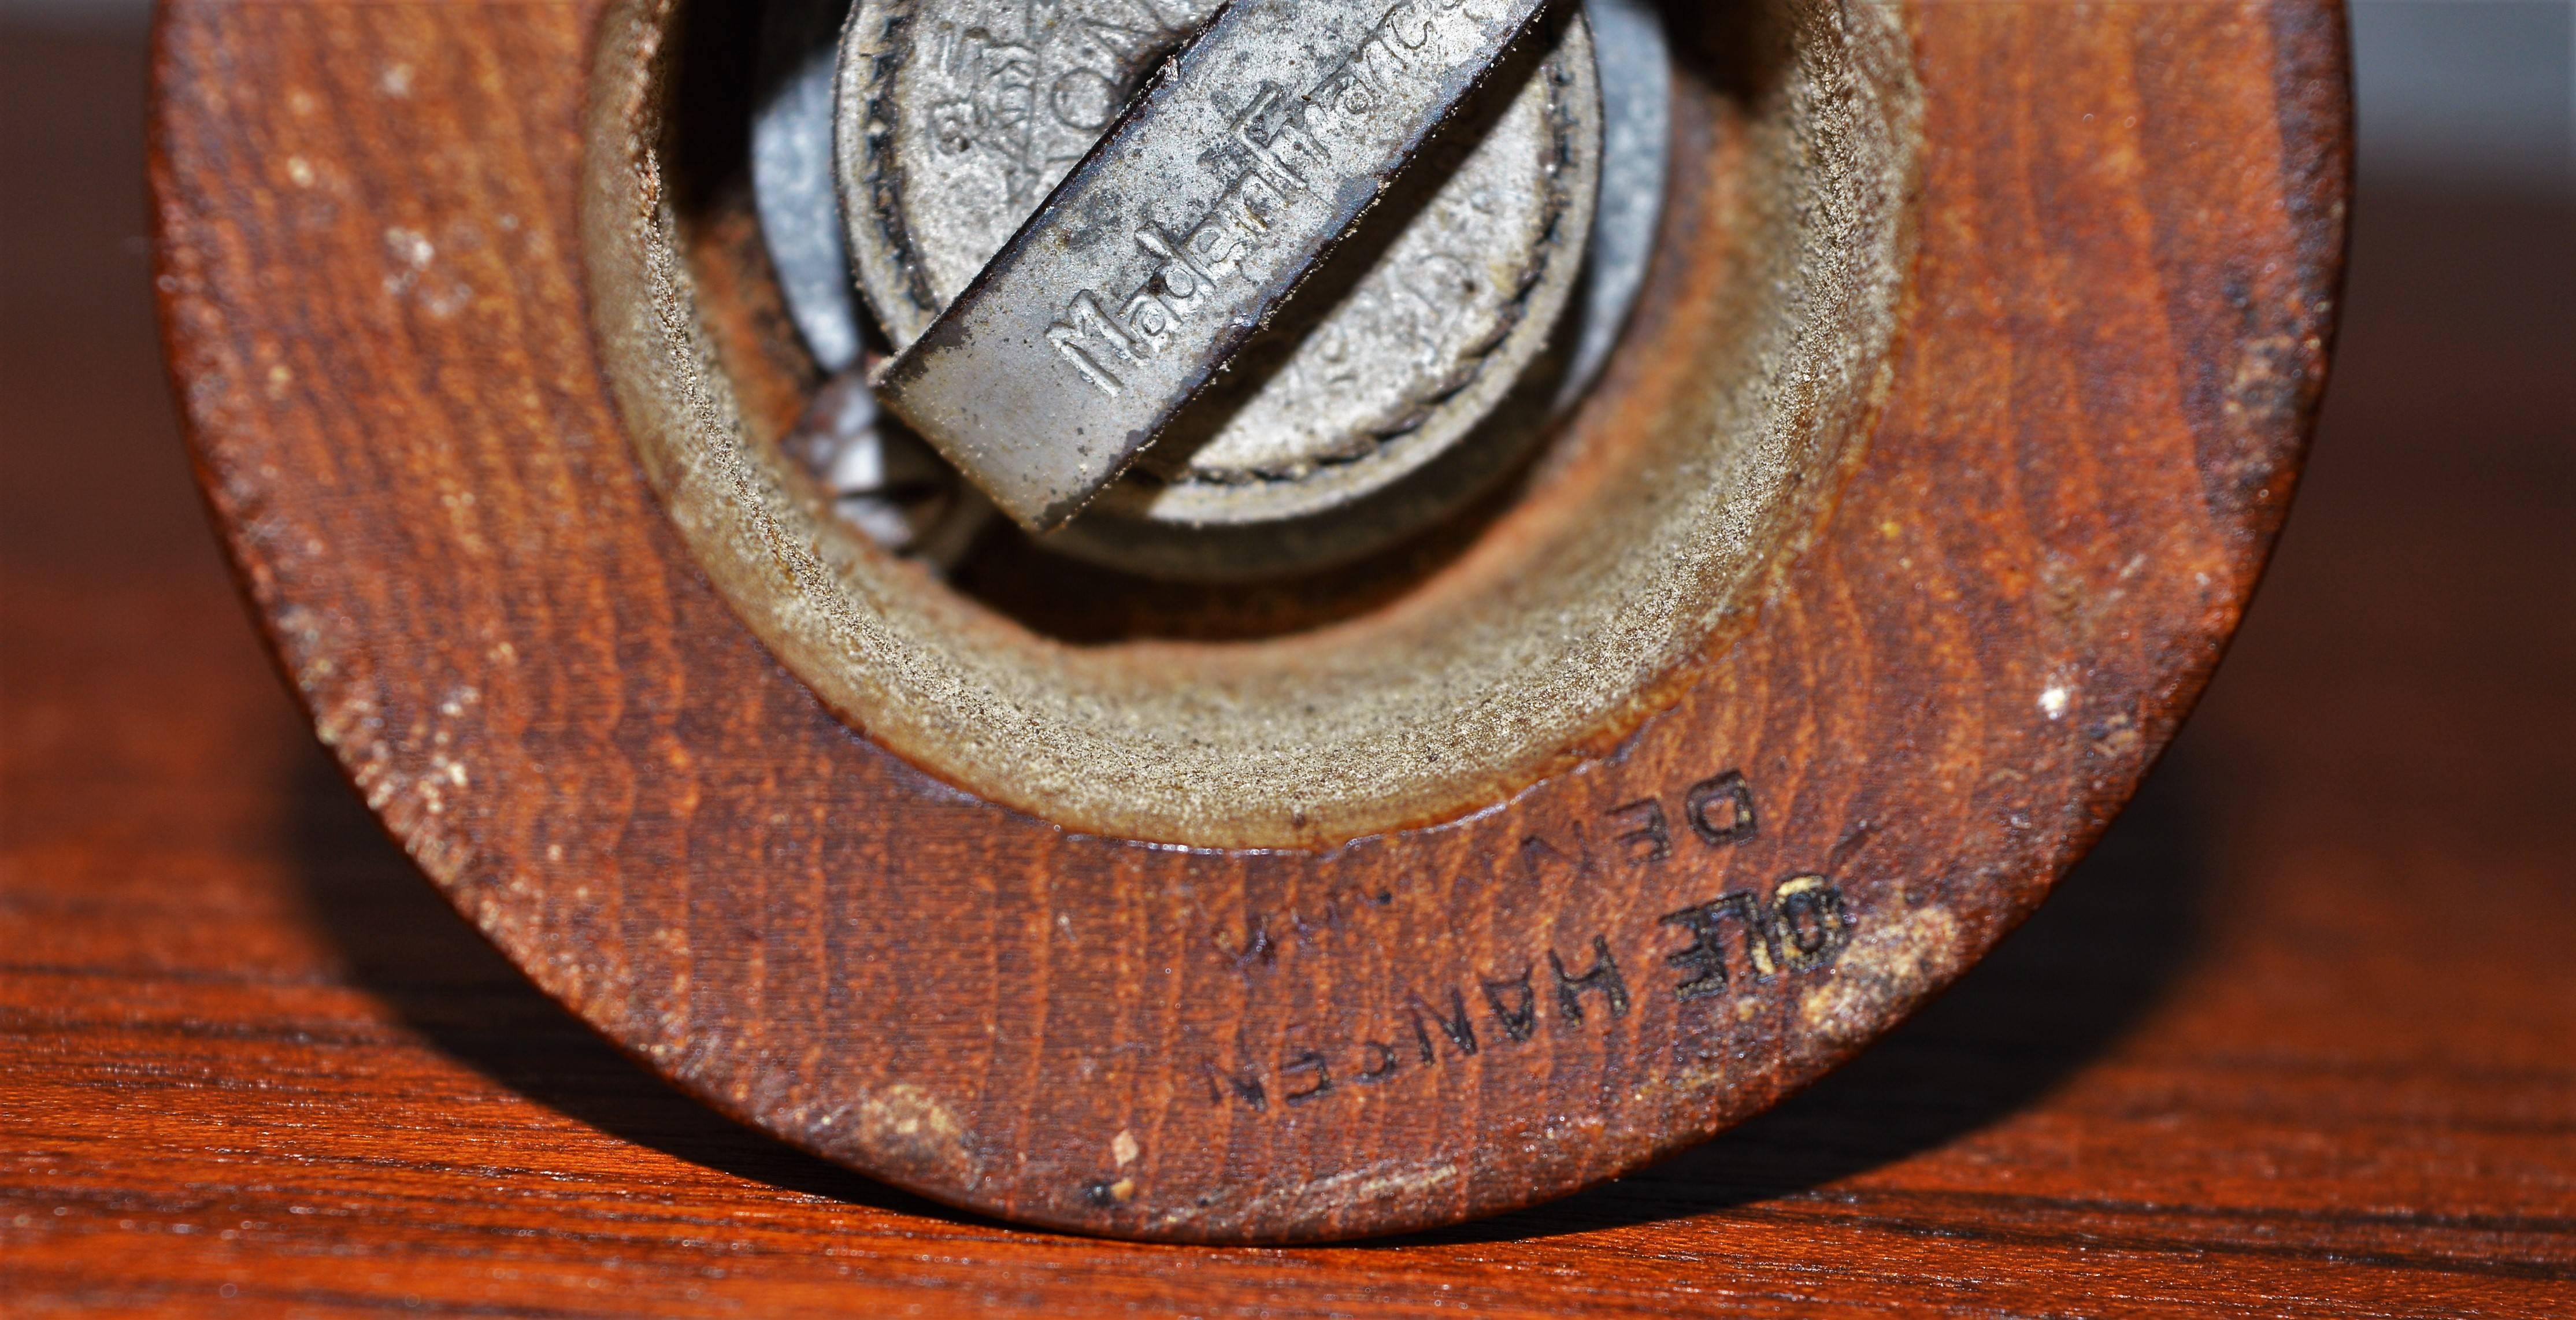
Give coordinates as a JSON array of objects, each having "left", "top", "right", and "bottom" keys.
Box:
[{"left": 850, "top": 0, "right": 1581, "bottom": 533}]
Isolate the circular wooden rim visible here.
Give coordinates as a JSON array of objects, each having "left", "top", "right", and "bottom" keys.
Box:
[
  {"left": 589, "top": 0, "right": 1917, "bottom": 851},
  {"left": 151, "top": 0, "right": 2346, "bottom": 1243}
]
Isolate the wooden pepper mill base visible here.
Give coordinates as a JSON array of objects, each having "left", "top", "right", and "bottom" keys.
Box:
[{"left": 152, "top": 0, "right": 2348, "bottom": 1242}]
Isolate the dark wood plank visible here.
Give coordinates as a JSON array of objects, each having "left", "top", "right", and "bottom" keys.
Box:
[{"left": 5, "top": 15, "right": 2573, "bottom": 1317}]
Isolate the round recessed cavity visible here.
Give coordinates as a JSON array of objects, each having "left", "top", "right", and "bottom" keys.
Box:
[
  {"left": 748, "top": 0, "right": 1671, "bottom": 580},
  {"left": 588, "top": 0, "right": 1921, "bottom": 848},
  {"left": 836, "top": 0, "right": 1599, "bottom": 536}
]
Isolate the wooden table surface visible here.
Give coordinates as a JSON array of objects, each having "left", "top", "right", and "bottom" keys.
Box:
[{"left": 5, "top": 21, "right": 2571, "bottom": 1318}]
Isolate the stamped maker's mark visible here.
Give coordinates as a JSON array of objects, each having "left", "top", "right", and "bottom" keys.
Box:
[
  {"left": 1201, "top": 873, "right": 1856, "bottom": 1115},
  {"left": 1210, "top": 767, "right": 1763, "bottom": 975}
]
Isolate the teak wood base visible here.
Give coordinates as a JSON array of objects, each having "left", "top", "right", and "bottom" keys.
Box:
[{"left": 151, "top": 0, "right": 2347, "bottom": 1241}]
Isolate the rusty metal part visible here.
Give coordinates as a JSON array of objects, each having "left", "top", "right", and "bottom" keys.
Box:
[{"left": 866, "top": 0, "right": 1569, "bottom": 531}]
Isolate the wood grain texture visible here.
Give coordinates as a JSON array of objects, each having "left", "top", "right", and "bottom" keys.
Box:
[
  {"left": 125, "top": 0, "right": 2370, "bottom": 1241},
  {"left": 6, "top": 16, "right": 2576, "bottom": 1302}
]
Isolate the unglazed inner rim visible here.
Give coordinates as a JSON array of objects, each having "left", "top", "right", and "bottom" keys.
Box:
[{"left": 582, "top": 0, "right": 1921, "bottom": 849}]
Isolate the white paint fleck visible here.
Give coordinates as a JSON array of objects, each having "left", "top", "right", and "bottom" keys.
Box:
[
  {"left": 2039, "top": 686, "right": 2070, "bottom": 720},
  {"left": 380, "top": 64, "right": 415, "bottom": 98},
  {"left": 1111, "top": 1130, "right": 1139, "bottom": 1167},
  {"left": 285, "top": 157, "right": 316, "bottom": 188},
  {"left": 386, "top": 228, "right": 433, "bottom": 268},
  {"left": 421, "top": 283, "right": 474, "bottom": 320}
]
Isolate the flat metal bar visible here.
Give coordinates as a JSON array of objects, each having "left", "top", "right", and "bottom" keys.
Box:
[{"left": 871, "top": 0, "right": 1562, "bottom": 532}]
